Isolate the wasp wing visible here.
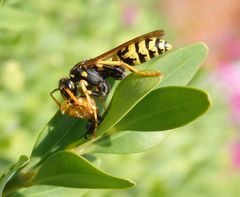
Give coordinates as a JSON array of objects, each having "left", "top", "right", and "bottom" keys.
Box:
[{"left": 83, "top": 30, "right": 165, "bottom": 66}]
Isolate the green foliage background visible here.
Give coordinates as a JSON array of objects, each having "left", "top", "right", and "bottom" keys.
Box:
[{"left": 0, "top": 0, "right": 239, "bottom": 196}]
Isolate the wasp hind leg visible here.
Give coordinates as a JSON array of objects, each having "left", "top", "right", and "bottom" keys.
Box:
[
  {"left": 84, "top": 113, "right": 102, "bottom": 139},
  {"left": 98, "top": 96, "right": 106, "bottom": 111},
  {"left": 91, "top": 80, "right": 110, "bottom": 97},
  {"left": 98, "top": 64, "right": 126, "bottom": 80},
  {"left": 96, "top": 60, "right": 162, "bottom": 77}
]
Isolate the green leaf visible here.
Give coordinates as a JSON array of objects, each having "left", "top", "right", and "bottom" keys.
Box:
[
  {"left": 98, "top": 74, "right": 161, "bottom": 134},
  {"left": 31, "top": 113, "right": 99, "bottom": 168},
  {"left": 31, "top": 111, "right": 83, "bottom": 159},
  {"left": 9, "top": 186, "right": 88, "bottom": 197},
  {"left": 33, "top": 151, "right": 134, "bottom": 189},
  {"left": 113, "top": 86, "right": 211, "bottom": 131},
  {"left": 84, "top": 131, "right": 170, "bottom": 154},
  {"left": 0, "top": 156, "right": 29, "bottom": 197},
  {"left": 148, "top": 42, "right": 208, "bottom": 88},
  {"left": 0, "top": 7, "right": 37, "bottom": 31}
]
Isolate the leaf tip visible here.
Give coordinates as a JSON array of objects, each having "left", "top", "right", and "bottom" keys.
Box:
[
  {"left": 196, "top": 89, "right": 212, "bottom": 116},
  {"left": 121, "top": 179, "right": 136, "bottom": 189},
  {"left": 196, "top": 42, "right": 209, "bottom": 54},
  {"left": 127, "top": 179, "right": 136, "bottom": 188},
  {"left": 205, "top": 92, "right": 212, "bottom": 109}
]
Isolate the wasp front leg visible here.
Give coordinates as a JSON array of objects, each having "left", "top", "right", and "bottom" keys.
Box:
[
  {"left": 79, "top": 80, "right": 96, "bottom": 109},
  {"left": 96, "top": 60, "right": 162, "bottom": 77},
  {"left": 64, "top": 88, "right": 82, "bottom": 107},
  {"left": 79, "top": 80, "right": 100, "bottom": 138},
  {"left": 50, "top": 88, "right": 78, "bottom": 115},
  {"left": 79, "top": 79, "right": 108, "bottom": 111},
  {"left": 79, "top": 80, "right": 99, "bottom": 123}
]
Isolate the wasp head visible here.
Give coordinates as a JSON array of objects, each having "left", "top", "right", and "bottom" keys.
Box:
[{"left": 58, "top": 77, "right": 77, "bottom": 99}]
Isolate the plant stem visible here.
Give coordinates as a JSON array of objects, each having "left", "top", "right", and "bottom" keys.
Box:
[
  {"left": 71, "top": 136, "right": 100, "bottom": 155},
  {"left": 3, "top": 172, "right": 35, "bottom": 196}
]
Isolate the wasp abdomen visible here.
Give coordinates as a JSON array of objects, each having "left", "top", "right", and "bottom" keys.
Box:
[{"left": 116, "top": 37, "right": 172, "bottom": 66}]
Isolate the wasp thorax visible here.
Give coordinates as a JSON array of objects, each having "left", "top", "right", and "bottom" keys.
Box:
[
  {"left": 69, "top": 62, "right": 88, "bottom": 81},
  {"left": 58, "top": 77, "right": 77, "bottom": 99}
]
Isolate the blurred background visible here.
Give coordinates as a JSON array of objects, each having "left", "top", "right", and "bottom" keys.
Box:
[{"left": 0, "top": 0, "right": 240, "bottom": 196}]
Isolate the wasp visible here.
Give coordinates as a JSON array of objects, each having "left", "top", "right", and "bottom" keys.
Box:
[
  {"left": 50, "top": 79, "right": 102, "bottom": 138},
  {"left": 50, "top": 30, "right": 172, "bottom": 138}
]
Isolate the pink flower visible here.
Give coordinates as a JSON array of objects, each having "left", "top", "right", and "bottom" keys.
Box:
[
  {"left": 217, "top": 62, "right": 240, "bottom": 93},
  {"left": 230, "top": 91, "right": 240, "bottom": 123},
  {"left": 122, "top": 4, "right": 138, "bottom": 27},
  {"left": 221, "top": 37, "right": 240, "bottom": 62},
  {"left": 231, "top": 142, "right": 240, "bottom": 169},
  {"left": 217, "top": 61, "right": 240, "bottom": 126}
]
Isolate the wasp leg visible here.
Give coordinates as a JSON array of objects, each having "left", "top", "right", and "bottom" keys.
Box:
[
  {"left": 79, "top": 80, "right": 100, "bottom": 138},
  {"left": 79, "top": 80, "right": 96, "bottom": 109},
  {"left": 89, "top": 90, "right": 107, "bottom": 112},
  {"left": 50, "top": 88, "right": 61, "bottom": 108},
  {"left": 93, "top": 109, "right": 98, "bottom": 133},
  {"left": 90, "top": 91, "right": 107, "bottom": 111},
  {"left": 87, "top": 104, "right": 99, "bottom": 138},
  {"left": 91, "top": 80, "right": 110, "bottom": 97},
  {"left": 84, "top": 114, "right": 102, "bottom": 139},
  {"left": 64, "top": 88, "right": 81, "bottom": 106},
  {"left": 98, "top": 64, "right": 126, "bottom": 80},
  {"left": 99, "top": 96, "right": 106, "bottom": 111},
  {"left": 96, "top": 60, "right": 162, "bottom": 77}
]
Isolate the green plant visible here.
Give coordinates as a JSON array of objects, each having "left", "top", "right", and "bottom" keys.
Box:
[{"left": 0, "top": 43, "right": 210, "bottom": 196}]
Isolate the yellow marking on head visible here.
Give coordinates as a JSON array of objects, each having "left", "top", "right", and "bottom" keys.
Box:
[{"left": 81, "top": 71, "right": 88, "bottom": 77}]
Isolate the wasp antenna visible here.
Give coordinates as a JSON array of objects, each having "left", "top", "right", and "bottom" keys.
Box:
[
  {"left": 50, "top": 88, "right": 60, "bottom": 95},
  {"left": 50, "top": 88, "right": 61, "bottom": 108}
]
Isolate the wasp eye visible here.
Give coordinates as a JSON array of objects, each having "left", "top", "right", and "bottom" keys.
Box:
[{"left": 58, "top": 77, "right": 77, "bottom": 99}]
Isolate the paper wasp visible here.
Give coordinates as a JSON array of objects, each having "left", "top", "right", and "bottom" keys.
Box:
[{"left": 50, "top": 30, "right": 172, "bottom": 138}]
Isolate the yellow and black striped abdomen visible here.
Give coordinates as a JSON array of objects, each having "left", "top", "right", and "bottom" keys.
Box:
[{"left": 116, "top": 37, "right": 172, "bottom": 66}]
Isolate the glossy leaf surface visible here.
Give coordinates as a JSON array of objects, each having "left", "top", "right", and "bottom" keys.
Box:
[
  {"left": 33, "top": 151, "right": 134, "bottom": 189},
  {"left": 114, "top": 86, "right": 211, "bottom": 131}
]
